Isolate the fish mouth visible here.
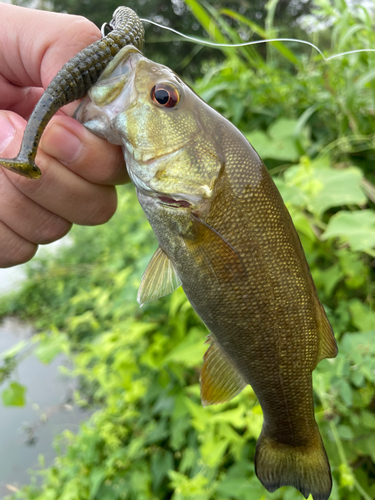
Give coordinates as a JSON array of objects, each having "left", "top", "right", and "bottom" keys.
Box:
[{"left": 157, "top": 196, "right": 192, "bottom": 208}]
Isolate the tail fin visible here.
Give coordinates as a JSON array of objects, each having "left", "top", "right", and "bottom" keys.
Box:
[{"left": 255, "top": 428, "right": 332, "bottom": 500}]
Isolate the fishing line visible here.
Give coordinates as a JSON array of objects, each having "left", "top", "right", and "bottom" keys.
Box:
[{"left": 140, "top": 18, "right": 375, "bottom": 62}]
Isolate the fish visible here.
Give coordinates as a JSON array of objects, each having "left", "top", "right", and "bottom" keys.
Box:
[
  {"left": 0, "top": 6, "right": 144, "bottom": 179},
  {"left": 74, "top": 45, "right": 338, "bottom": 500}
]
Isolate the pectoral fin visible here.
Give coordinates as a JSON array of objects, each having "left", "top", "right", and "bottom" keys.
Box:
[
  {"left": 137, "top": 247, "right": 181, "bottom": 306},
  {"left": 201, "top": 335, "right": 247, "bottom": 406},
  {"left": 316, "top": 304, "right": 338, "bottom": 365},
  {"left": 187, "top": 215, "right": 247, "bottom": 283}
]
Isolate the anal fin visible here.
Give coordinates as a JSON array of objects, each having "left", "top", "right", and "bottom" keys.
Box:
[
  {"left": 137, "top": 246, "right": 181, "bottom": 306},
  {"left": 200, "top": 334, "right": 247, "bottom": 406}
]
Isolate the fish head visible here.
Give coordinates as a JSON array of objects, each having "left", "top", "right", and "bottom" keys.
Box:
[{"left": 75, "top": 46, "right": 224, "bottom": 211}]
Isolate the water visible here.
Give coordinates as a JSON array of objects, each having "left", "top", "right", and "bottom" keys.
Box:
[
  {"left": 0, "top": 266, "right": 27, "bottom": 296},
  {"left": 0, "top": 318, "right": 91, "bottom": 498},
  {"left": 0, "top": 238, "right": 90, "bottom": 498}
]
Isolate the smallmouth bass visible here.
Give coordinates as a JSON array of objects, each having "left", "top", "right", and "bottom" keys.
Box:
[{"left": 75, "top": 46, "right": 338, "bottom": 500}]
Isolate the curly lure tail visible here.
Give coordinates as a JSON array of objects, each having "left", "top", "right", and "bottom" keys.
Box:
[
  {"left": 0, "top": 6, "right": 144, "bottom": 179},
  {"left": 255, "top": 427, "right": 332, "bottom": 500}
]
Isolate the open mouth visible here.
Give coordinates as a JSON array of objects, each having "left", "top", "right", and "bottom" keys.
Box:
[{"left": 158, "top": 196, "right": 191, "bottom": 208}]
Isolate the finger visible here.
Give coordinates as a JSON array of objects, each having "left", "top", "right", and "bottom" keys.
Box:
[
  {"left": 0, "top": 72, "right": 43, "bottom": 119},
  {"left": 0, "top": 221, "right": 37, "bottom": 268},
  {"left": 0, "top": 3, "right": 100, "bottom": 89},
  {"left": 0, "top": 167, "right": 71, "bottom": 244},
  {"left": 40, "top": 116, "right": 129, "bottom": 185},
  {"left": 1, "top": 84, "right": 43, "bottom": 121},
  {"left": 2, "top": 112, "right": 118, "bottom": 226}
]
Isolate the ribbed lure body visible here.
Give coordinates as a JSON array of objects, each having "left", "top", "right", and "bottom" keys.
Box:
[{"left": 0, "top": 6, "right": 144, "bottom": 178}]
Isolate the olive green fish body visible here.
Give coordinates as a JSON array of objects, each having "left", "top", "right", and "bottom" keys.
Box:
[
  {"left": 76, "top": 47, "right": 338, "bottom": 500},
  {"left": 139, "top": 122, "right": 328, "bottom": 436},
  {"left": 0, "top": 6, "right": 144, "bottom": 179}
]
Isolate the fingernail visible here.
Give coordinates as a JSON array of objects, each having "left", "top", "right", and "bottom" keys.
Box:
[
  {"left": 0, "top": 113, "right": 16, "bottom": 153},
  {"left": 42, "top": 124, "right": 83, "bottom": 164}
]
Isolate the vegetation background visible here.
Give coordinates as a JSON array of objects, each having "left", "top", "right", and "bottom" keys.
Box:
[{"left": 1, "top": 0, "right": 375, "bottom": 499}]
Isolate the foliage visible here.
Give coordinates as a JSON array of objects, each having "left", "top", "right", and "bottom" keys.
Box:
[
  {"left": 190, "top": 0, "right": 375, "bottom": 181},
  {"left": 1, "top": 0, "right": 375, "bottom": 499},
  {"left": 13, "top": 0, "right": 313, "bottom": 78}
]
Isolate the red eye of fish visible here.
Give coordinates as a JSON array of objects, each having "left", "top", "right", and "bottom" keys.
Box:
[{"left": 151, "top": 84, "right": 179, "bottom": 108}]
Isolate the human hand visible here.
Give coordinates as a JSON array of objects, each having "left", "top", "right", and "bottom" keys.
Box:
[{"left": 0, "top": 3, "right": 128, "bottom": 268}]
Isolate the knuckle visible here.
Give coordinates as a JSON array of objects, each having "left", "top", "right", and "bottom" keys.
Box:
[
  {"left": 64, "top": 16, "right": 101, "bottom": 51},
  {"left": 11, "top": 242, "right": 38, "bottom": 266},
  {"left": 0, "top": 226, "right": 38, "bottom": 267},
  {"left": 32, "top": 213, "right": 72, "bottom": 244},
  {"left": 41, "top": 16, "right": 101, "bottom": 86},
  {"left": 8, "top": 156, "right": 49, "bottom": 197},
  {"left": 90, "top": 148, "right": 126, "bottom": 185},
  {"left": 8, "top": 151, "right": 61, "bottom": 200},
  {"left": 84, "top": 188, "right": 117, "bottom": 225}
]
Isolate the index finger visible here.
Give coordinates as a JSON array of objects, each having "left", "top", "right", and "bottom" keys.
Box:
[{"left": 0, "top": 3, "right": 101, "bottom": 91}]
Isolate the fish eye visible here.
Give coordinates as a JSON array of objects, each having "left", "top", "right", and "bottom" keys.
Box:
[{"left": 151, "top": 83, "right": 180, "bottom": 108}]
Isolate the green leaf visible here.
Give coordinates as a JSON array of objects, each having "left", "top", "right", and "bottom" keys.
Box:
[
  {"left": 274, "top": 178, "right": 307, "bottom": 207},
  {"left": 89, "top": 468, "right": 106, "bottom": 500},
  {"left": 151, "top": 450, "right": 174, "bottom": 490},
  {"left": 351, "top": 370, "right": 365, "bottom": 387},
  {"left": 285, "top": 163, "right": 366, "bottom": 215},
  {"left": 246, "top": 118, "right": 311, "bottom": 162},
  {"left": 0, "top": 339, "right": 29, "bottom": 360},
  {"left": 338, "top": 424, "right": 354, "bottom": 440},
  {"left": 168, "top": 470, "right": 210, "bottom": 498},
  {"left": 246, "top": 129, "right": 300, "bottom": 162},
  {"left": 337, "top": 379, "right": 353, "bottom": 406},
  {"left": 341, "top": 330, "right": 375, "bottom": 356},
  {"left": 34, "top": 333, "right": 68, "bottom": 364},
  {"left": 216, "top": 474, "right": 268, "bottom": 499},
  {"left": 220, "top": 8, "right": 300, "bottom": 65},
  {"left": 268, "top": 118, "right": 298, "bottom": 139},
  {"left": 201, "top": 437, "right": 229, "bottom": 467},
  {"left": 322, "top": 210, "right": 375, "bottom": 251},
  {"left": 338, "top": 249, "right": 368, "bottom": 289},
  {"left": 309, "top": 168, "right": 366, "bottom": 215},
  {"left": 361, "top": 411, "right": 375, "bottom": 430},
  {"left": 184, "top": 0, "right": 227, "bottom": 44},
  {"left": 312, "top": 263, "right": 343, "bottom": 297},
  {"left": 162, "top": 328, "right": 206, "bottom": 367},
  {"left": 349, "top": 300, "right": 375, "bottom": 332},
  {"left": 2, "top": 381, "right": 26, "bottom": 406}
]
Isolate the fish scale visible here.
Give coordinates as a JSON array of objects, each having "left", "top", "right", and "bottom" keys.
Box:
[{"left": 75, "top": 45, "right": 338, "bottom": 500}]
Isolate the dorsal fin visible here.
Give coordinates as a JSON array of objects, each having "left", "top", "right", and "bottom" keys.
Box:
[
  {"left": 200, "top": 334, "right": 247, "bottom": 406},
  {"left": 316, "top": 303, "right": 338, "bottom": 365},
  {"left": 137, "top": 247, "right": 181, "bottom": 306}
]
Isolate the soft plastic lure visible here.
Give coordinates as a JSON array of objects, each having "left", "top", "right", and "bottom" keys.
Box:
[{"left": 0, "top": 6, "right": 144, "bottom": 179}]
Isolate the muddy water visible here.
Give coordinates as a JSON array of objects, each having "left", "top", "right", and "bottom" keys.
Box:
[
  {"left": 0, "top": 241, "right": 90, "bottom": 497},
  {"left": 0, "top": 318, "right": 91, "bottom": 497}
]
